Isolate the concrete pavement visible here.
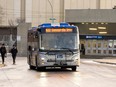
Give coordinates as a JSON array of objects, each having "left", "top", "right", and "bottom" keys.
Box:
[
  {"left": 0, "top": 56, "right": 27, "bottom": 68},
  {"left": 81, "top": 55, "right": 116, "bottom": 65},
  {"left": 1, "top": 56, "right": 116, "bottom": 87},
  {"left": 94, "top": 58, "right": 116, "bottom": 65}
]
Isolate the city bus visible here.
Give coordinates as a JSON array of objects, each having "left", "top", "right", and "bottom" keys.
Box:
[{"left": 27, "top": 23, "right": 80, "bottom": 71}]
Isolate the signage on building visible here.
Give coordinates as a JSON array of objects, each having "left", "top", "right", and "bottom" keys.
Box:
[{"left": 86, "top": 35, "right": 102, "bottom": 39}]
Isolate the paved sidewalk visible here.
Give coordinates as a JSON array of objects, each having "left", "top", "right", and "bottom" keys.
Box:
[
  {"left": 0, "top": 56, "right": 27, "bottom": 68},
  {"left": 94, "top": 58, "right": 116, "bottom": 65},
  {"left": 81, "top": 55, "right": 116, "bottom": 65}
]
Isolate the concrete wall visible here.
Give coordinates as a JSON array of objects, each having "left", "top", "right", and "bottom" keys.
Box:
[
  {"left": 64, "top": 0, "right": 116, "bottom": 9},
  {"left": 65, "top": 9, "right": 116, "bottom": 23},
  {"left": 17, "top": 23, "right": 31, "bottom": 56},
  {"left": 0, "top": 0, "right": 21, "bottom": 26},
  {"left": 1, "top": 0, "right": 116, "bottom": 27},
  {"left": 29, "top": 0, "right": 62, "bottom": 27}
]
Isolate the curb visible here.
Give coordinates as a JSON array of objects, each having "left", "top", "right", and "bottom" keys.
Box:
[{"left": 94, "top": 61, "right": 116, "bottom": 65}]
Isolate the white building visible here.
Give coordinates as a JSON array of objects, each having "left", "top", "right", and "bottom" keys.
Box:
[{"left": 0, "top": 0, "right": 116, "bottom": 26}]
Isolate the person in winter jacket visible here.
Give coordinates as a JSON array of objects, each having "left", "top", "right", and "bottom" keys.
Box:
[
  {"left": 11, "top": 45, "right": 18, "bottom": 65},
  {"left": 0, "top": 44, "right": 7, "bottom": 64}
]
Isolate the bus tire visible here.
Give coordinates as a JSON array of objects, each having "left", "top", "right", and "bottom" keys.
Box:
[
  {"left": 72, "top": 66, "right": 76, "bottom": 71},
  {"left": 29, "top": 56, "right": 36, "bottom": 69},
  {"left": 30, "top": 65, "right": 36, "bottom": 70},
  {"left": 35, "top": 55, "right": 38, "bottom": 70},
  {"left": 37, "top": 67, "right": 46, "bottom": 71}
]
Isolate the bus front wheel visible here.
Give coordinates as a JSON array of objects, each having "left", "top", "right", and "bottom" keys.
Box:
[{"left": 72, "top": 66, "right": 76, "bottom": 71}]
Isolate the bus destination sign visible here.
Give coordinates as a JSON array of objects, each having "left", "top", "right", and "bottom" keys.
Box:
[{"left": 45, "top": 28, "right": 73, "bottom": 33}]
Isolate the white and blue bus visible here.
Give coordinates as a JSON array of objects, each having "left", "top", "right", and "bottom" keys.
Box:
[{"left": 27, "top": 23, "right": 80, "bottom": 71}]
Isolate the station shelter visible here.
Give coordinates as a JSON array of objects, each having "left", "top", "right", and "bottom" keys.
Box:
[{"left": 65, "top": 9, "right": 116, "bottom": 56}]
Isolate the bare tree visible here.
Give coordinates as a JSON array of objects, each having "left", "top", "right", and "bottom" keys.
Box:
[
  {"left": 8, "top": 18, "right": 25, "bottom": 48},
  {"left": 0, "top": 6, "right": 4, "bottom": 25},
  {"left": 0, "top": 6, "right": 4, "bottom": 43},
  {"left": 16, "top": 18, "right": 25, "bottom": 24},
  {"left": 8, "top": 19, "right": 16, "bottom": 49}
]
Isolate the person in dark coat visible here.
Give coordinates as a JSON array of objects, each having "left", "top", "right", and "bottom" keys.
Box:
[
  {"left": 81, "top": 44, "right": 85, "bottom": 55},
  {"left": 0, "top": 44, "right": 7, "bottom": 64},
  {"left": 11, "top": 45, "right": 18, "bottom": 65}
]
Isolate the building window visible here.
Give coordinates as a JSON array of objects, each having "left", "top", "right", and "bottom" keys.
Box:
[
  {"left": 87, "top": 50, "right": 91, "bottom": 53},
  {"left": 103, "top": 50, "right": 106, "bottom": 54},
  {"left": 98, "top": 43, "right": 101, "bottom": 48},
  {"left": 103, "top": 41, "right": 107, "bottom": 48},
  {"left": 114, "top": 40, "right": 116, "bottom": 48},
  {"left": 93, "top": 50, "right": 96, "bottom": 53},
  {"left": 108, "top": 40, "right": 113, "bottom": 48},
  {"left": 87, "top": 42, "right": 91, "bottom": 48},
  {"left": 109, "top": 50, "right": 112, "bottom": 54},
  {"left": 113, "top": 50, "right": 116, "bottom": 54},
  {"left": 98, "top": 50, "right": 101, "bottom": 54}
]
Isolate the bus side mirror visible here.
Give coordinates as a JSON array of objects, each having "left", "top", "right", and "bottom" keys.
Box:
[
  {"left": 35, "top": 32, "right": 38, "bottom": 38},
  {"left": 37, "top": 28, "right": 41, "bottom": 32}
]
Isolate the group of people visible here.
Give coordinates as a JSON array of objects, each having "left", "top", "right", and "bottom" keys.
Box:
[{"left": 0, "top": 44, "right": 18, "bottom": 65}]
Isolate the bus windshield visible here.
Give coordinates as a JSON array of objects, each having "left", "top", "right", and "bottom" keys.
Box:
[{"left": 40, "top": 33, "right": 78, "bottom": 50}]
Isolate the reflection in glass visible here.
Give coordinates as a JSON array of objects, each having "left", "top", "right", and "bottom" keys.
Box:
[
  {"left": 103, "top": 40, "right": 107, "bottom": 48},
  {"left": 114, "top": 40, "right": 116, "bottom": 48},
  {"left": 109, "top": 50, "right": 112, "bottom": 54},
  {"left": 87, "top": 50, "right": 91, "bottom": 53},
  {"left": 103, "top": 50, "right": 106, "bottom": 54},
  {"left": 98, "top": 50, "right": 101, "bottom": 54},
  {"left": 108, "top": 40, "right": 113, "bottom": 48},
  {"left": 88, "top": 42, "right": 91, "bottom": 48},
  {"left": 93, "top": 40, "right": 97, "bottom": 48},
  {"left": 40, "top": 33, "right": 78, "bottom": 50},
  {"left": 93, "top": 50, "right": 96, "bottom": 53},
  {"left": 113, "top": 50, "right": 116, "bottom": 54},
  {"left": 98, "top": 43, "right": 101, "bottom": 48}
]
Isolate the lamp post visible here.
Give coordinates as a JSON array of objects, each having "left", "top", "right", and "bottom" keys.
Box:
[{"left": 47, "top": 0, "right": 56, "bottom": 23}]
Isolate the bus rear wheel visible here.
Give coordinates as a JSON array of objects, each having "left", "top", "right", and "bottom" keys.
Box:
[
  {"left": 37, "top": 67, "right": 46, "bottom": 71},
  {"left": 30, "top": 65, "right": 36, "bottom": 70}
]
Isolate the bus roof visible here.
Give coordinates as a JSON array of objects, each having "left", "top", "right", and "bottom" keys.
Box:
[
  {"left": 29, "top": 23, "right": 78, "bottom": 33},
  {"left": 39, "top": 23, "right": 76, "bottom": 28}
]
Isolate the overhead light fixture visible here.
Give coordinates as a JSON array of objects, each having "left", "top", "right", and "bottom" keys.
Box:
[
  {"left": 98, "top": 27, "right": 106, "bottom": 29},
  {"left": 101, "top": 23, "right": 104, "bottom": 24},
  {"left": 99, "top": 32, "right": 107, "bottom": 34},
  {"left": 82, "top": 23, "right": 84, "bottom": 24},
  {"left": 86, "top": 23, "right": 88, "bottom": 24},
  {"left": 91, "top": 23, "right": 94, "bottom": 24},
  {"left": 89, "top": 28, "right": 97, "bottom": 30}
]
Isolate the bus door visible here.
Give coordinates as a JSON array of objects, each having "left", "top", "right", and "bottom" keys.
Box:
[{"left": 28, "top": 46, "right": 37, "bottom": 66}]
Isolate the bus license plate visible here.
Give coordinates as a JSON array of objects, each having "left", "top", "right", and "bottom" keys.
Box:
[{"left": 57, "top": 54, "right": 63, "bottom": 58}]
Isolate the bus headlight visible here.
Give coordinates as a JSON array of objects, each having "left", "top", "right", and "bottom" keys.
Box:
[
  {"left": 41, "top": 58, "right": 45, "bottom": 64},
  {"left": 41, "top": 58, "right": 45, "bottom": 61}
]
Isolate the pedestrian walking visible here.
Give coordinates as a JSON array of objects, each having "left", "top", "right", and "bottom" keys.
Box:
[
  {"left": 10, "top": 45, "right": 18, "bottom": 65},
  {"left": 0, "top": 44, "right": 7, "bottom": 64},
  {"left": 81, "top": 44, "right": 85, "bottom": 55}
]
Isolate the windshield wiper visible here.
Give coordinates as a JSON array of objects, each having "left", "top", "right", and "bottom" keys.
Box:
[{"left": 60, "top": 48, "right": 74, "bottom": 54}]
